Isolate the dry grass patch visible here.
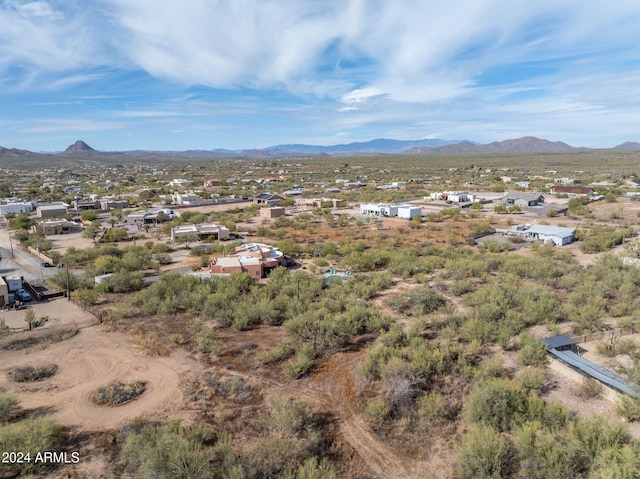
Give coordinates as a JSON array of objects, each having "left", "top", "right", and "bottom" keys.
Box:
[
  {"left": 91, "top": 381, "right": 147, "bottom": 407},
  {"left": 0, "top": 327, "right": 78, "bottom": 351},
  {"left": 7, "top": 364, "right": 58, "bottom": 382}
]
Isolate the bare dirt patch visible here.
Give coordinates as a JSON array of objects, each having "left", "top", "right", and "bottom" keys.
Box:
[{"left": 0, "top": 325, "right": 197, "bottom": 431}]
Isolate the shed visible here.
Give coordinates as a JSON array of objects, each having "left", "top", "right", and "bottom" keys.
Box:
[
  {"left": 542, "top": 335, "right": 577, "bottom": 351},
  {"left": 397, "top": 205, "right": 422, "bottom": 219}
]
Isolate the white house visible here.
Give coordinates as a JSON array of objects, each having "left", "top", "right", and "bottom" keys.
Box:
[
  {"left": 171, "top": 223, "right": 230, "bottom": 241},
  {"left": 524, "top": 225, "right": 576, "bottom": 246},
  {"left": 0, "top": 202, "right": 34, "bottom": 215},
  {"left": 360, "top": 203, "right": 398, "bottom": 217},
  {"left": 169, "top": 178, "right": 191, "bottom": 187}
]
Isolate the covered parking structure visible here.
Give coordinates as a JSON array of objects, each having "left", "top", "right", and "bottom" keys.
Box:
[{"left": 543, "top": 335, "right": 638, "bottom": 397}]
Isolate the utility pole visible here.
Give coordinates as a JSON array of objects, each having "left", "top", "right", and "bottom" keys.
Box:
[
  {"left": 8, "top": 231, "right": 14, "bottom": 259},
  {"left": 66, "top": 263, "right": 71, "bottom": 301},
  {"left": 36, "top": 237, "right": 43, "bottom": 283}
]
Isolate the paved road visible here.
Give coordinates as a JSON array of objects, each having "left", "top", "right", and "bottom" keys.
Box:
[{"left": 0, "top": 227, "right": 57, "bottom": 286}]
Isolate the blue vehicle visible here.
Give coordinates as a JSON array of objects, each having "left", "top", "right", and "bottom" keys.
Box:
[{"left": 15, "top": 289, "right": 32, "bottom": 301}]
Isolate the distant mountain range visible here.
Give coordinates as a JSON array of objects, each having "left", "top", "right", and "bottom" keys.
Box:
[{"left": 1, "top": 136, "right": 639, "bottom": 169}]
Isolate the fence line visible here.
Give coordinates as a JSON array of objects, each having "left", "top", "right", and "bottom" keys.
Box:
[{"left": 570, "top": 326, "right": 636, "bottom": 345}]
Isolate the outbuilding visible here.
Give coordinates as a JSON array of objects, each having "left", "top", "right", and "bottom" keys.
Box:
[{"left": 397, "top": 205, "right": 422, "bottom": 219}]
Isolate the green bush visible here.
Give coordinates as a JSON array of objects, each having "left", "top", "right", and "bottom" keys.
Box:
[
  {"left": 364, "top": 396, "right": 390, "bottom": 427},
  {"left": 455, "top": 425, "right": 509, "bottom": 479},
  {"left": 515, "top": 369, "right": 546, "bottom": 395},
  {"left": 417, "top": 391, "right": 449, "bottom": 423},
  {"left": 122, "top": 419, "right": 221, "bottom": 479},
  {"left": 0, "top": 393, "right": 19, "bottom": 423},
  {"left": 0, "top": 416, "right": 65, "bottom": 477},
  {"left": 616, "top": 395, "right": 640, "bottom": 422},
  {"left": 463, "top": 378, "right": 527, "bottom": 432},
  {"left": 517, "top": 333, "right": 549, "bottom": 366},
  {"left": 282, "top": 344, "right": 315, "bottom": 379}
]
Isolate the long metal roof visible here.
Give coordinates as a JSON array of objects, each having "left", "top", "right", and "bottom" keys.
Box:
[{"left": 549, "top": 348, "right": 638, "bottom": 397}]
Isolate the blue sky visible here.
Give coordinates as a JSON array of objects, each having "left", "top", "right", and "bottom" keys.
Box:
[{"left": 2, "top": 0, "right": 640, "bottom": 152}]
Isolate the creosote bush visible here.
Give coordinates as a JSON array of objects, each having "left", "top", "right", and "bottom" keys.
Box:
[
  {"left": 92, "top": 381, "right": 147, "bottom": 406},
  {"left": 7, "top": 364, "right": 58, "bottom": 383}
]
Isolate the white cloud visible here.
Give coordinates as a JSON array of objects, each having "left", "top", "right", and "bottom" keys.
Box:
[{"left": 22, "top": 118, "right": 127, "bottom": 133}]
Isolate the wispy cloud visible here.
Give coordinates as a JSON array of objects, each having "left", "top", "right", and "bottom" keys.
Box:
[
  {"left": 3, "top": 1, "right": 640, "bottom": 149},
  {"left": 21, "top": 118, "right": 127, "bottom": 133}
]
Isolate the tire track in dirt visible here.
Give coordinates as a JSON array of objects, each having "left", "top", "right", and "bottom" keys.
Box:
[
  {"left": 0, "top": 327, "right": 197, "bottom": 431},
  {"left": 287, "top": 351, "right": 414, "bottom": 479}
]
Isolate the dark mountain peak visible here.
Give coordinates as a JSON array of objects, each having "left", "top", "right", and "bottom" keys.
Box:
[
  {"left": 484, "top": 137, "right": 574, "bottom": 152},
  {"left": 63, "top": 140, "right": 96, "bottom": 154},
  {"left": 614, "top": 141, "right": 640, "bottom": 149}
]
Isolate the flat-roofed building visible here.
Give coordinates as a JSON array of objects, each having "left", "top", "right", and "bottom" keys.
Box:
[
  {"left": 0, "top": 277, "right": 8, "bottom": 306},
  {"left": 31, "top": 219, "right": 82, "bottom": 236},
  {"left": 360, "top": 203, "right": 398, "bottom": 217},
  {"left": 0, "top": 202, "right": 34, "bottom": 215},
  {"left": 210, "top": 243, "right": 284, "bottom": 278},
  {"left": 171, "top": 223, "right": 230, "bottom": 241},
  {"left": 36, "top": 204, "right": 67, "bottom": 218},
  {"left": 261, "top": 207, "right": 285, "bottom": 218}
]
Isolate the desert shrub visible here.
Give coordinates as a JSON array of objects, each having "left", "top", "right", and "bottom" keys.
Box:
[
  {"left": 575, "top": 377, "right": 603, "bottom": 399},
  {"left": 589, "top": 442, "right": 640, "bottom": 479},
  {"left": 517, "top": 333, "right": 549, "bottom": 366},
  {"left": 475, "top": 357, "right": 507, "bottom": 380},
  {"left": 385, "top": 286, "right": 446, "bottom": 317},
  {"left": 281, "top": 457, "right": 337, "bottom": 479},
  {"left": 616, "top": 395, "right": 640, "bottom": 422},
  {"left": 266, "top": 394, "right": 317, "bottom": 435},
  {"left": 195, "top": 327, "right": 221, "bottom": 355},
  {"left": 417, "top": 391, "right": 450, "bottom": 424},
  {"left": 515, "top": 369, "right": 547, "bottom": 395},
  {"left": 282, "top": 344, "right": 315, "bottom": 379},
  {"left": 364, "top": 396, "right": 390, "bottom": 427},
  {"left": 0, "top": 416, "right": 65, "bottom": 477},
  {"left": 450, "top": 278, "right": 474, "bottom": 296},
  {"left": 91, "top": 381, "right": 147, "bottom": 406},
  {"left": 513, "top": 421, "right": 580, "bottom": 479},
  {"left": 455, "top": 425, "right": 509, "bottom": 479},
  {"left": 0, "top": 394, "right": 19, "bottom": 423},
  {"left": 122, "top": 419, "right": 227, "bottom": 479},
  {"left": 256, "top": 342, "right": 295, "bottom": 365},
  {"left": 7, "top": 364, "right": 58, "bottom": 383},
  {"left": 569, "top": 415, "right": 630, "bottom": 470},
  {"left": 464, "top": 378, "right": 528, "bottom": 432}
]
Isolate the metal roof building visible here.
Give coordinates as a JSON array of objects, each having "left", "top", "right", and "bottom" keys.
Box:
[
  {"left": 525, "top": 225, "right": 576, "bottom": 246},
  {"left": 543, "top": 335, "right": 638, "bottom": 397}
]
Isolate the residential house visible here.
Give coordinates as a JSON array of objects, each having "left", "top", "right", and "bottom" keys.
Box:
[
  {"left": 501, "top": 193, "right": 545, "bottom": 207},
  {"left": 171, "top": 223, "right": 230, "bottom": 242},
  {"left": 210, "top": 243, "right": 284, "bottom": 278},
  {"left": 253, "top": 193, "right": 286, "bottom": 206},
  {"left": 125, "top": 208, "right": 175, "bottom": 227},
  {"left": 550, "top": 185, "right": 595, "bottom": 197},
  {"left": 31, "top": 219, "right": 82, "bottom": 236},
  {"left": 524, "top": 225, "right": 575, "bottom": 246},
  {"left": 360, "top": 203, "right": 398, "bottom": 217},
  {"left": 0, "top": 202, "right": 34, "bottom": 215}
]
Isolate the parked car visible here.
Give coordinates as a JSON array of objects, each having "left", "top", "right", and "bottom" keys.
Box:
[
  {"left": 15, "top": 289, "right": 32, "bottom": 301},
  {"left": 41, "top": 261, "right": 52, "bottom": 267}
]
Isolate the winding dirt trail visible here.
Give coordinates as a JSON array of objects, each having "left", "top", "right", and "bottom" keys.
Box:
[{"left": 287, "top": 351, "right": 437, "bottom": 479}]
